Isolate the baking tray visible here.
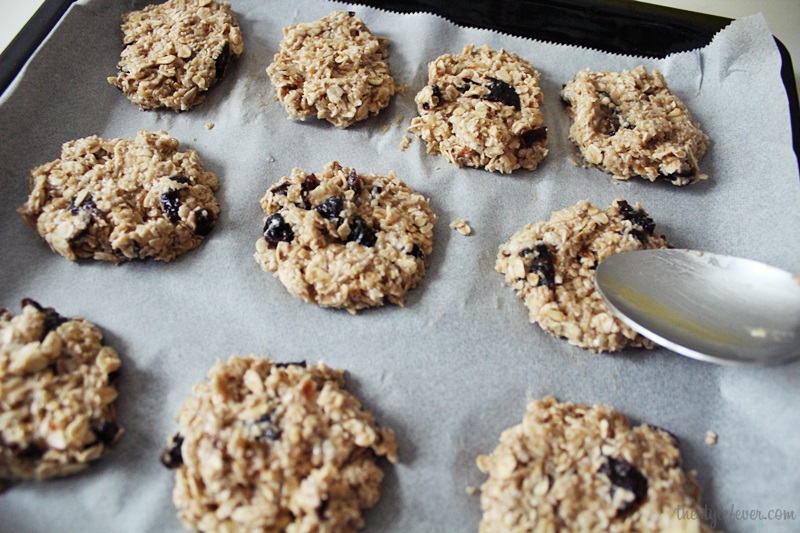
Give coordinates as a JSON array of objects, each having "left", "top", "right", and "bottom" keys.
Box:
[
  {"left": 2, "top": 0, "right": 797, "bottom": 158},
  {"left": 1, "top": 1, "right": 799, "bottom": 533}
]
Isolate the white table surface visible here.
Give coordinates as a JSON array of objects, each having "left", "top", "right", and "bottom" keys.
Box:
[{"left": 1, "top": 0, "right": 799, "bottom": 97}]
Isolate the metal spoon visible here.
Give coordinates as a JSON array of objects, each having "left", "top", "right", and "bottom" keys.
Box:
[{"left": 594, "top": 249, "right": 800, "bottom": 365}]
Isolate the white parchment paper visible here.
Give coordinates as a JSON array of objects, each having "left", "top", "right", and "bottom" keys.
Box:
[{"left": 1, "top": 1, "right": 799, "bottom": 531}]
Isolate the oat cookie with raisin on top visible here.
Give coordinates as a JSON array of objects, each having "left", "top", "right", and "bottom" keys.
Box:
[
  {"left": 267, "top": 11, "right": 399, "bottom": 128},
  {"left": 0, "top": 300, "right": 122, "bottom": 489},
  {"left": 19, "top": 130, "right": 219, "bottom": 263},
  {"left": 496, "top": 199, "right": 670, "bottom": 352},
  {"left": 409, "top": 44, "right": 548, "bottom": 174},
  {"left": 108, "top": 0, "right": 244, "bottom": 112},
  {"left": 160, "top": 356, "right": 397, "bottom": 533},
  {"left": 561, "top": 66, "right": 709, "bottom": 185},
  {"left": 255, "top": 161, "right": 437, "bottom": 313},
  {"left": 477, "top": 397, "right": 713, "bottom": 532}
]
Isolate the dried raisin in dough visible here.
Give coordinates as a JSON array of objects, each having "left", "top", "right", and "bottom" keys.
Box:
[
  {"left": 108, "top": 0, "right": 244, "bottom": 111},
  {"left": 477, "top": 397, "right": 713, "bottom": 532},
  {"left": 561, "top": 66, "right": 709, "bottom": 185},
  {"left": 19, "top": 131, "right": 219, "bottom": 263},
  {"left": 161, "top": 356, "right": 397, "bottom": 533},
  {"left": 496, "top": 200, "right": 670, "bottom": 352},
  {"left": 408, "top": 44, "right": 547, "bottom": 174},
  {"left": 267, "top": 11, "right": 398, "bottom": 128},
  {"left": 0, "top": 300, "right": 121, "bottom": 489},
  {"left": 254, "top": 161, "right": 437, "bottom": 313}
]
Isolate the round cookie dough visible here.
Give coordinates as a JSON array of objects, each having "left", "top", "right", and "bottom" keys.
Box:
[
  {"left": 267, "top": 11, "right": 398, "bottom": 128},
  {"left": 254, "top": 161, "right": 437, "bottom": 313},
  {"left": 108, "top": 0, "right": 244, "bottom": 112},
  {"left": 19, "top": 130, "right": 220, "bottom": 263},
  {"left": 496, "top": 199, "right": 670, "bottom": 352},
  {"left": 477, "top": 397, "right": 712, "bottom": 532},
  {"left": 160, "top": 356, "right": 397, "bottom": 533},
  {"left": 561, "top": 66, "right": 709, "bottom": 185},
  {"left": 408, "top": 44, "right": 548, "bottom": 174},
  {"left": 0, "top": 299, "right": 122, "bottom": 488}
]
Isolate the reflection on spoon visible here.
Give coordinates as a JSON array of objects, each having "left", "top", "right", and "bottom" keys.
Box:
[{"left": 594, "top": 249, "right": 800, "bottom": 365}]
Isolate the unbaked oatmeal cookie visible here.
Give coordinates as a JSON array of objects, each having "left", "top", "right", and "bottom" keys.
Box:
[
  {"left": 160, "top": 356, "right": 397, "bottom": 533},
  {"left": 267, "top": 11, "right": 398, "bottom": 128},
  {"left": 477, "top": 396, "right": 712, "bottom": 532},
  {"left": 561, "top": 66, "right": 709, "bottom": 185},
  {"left": 408, "top": 44, "right": 547, "bottom": 174},
  {"left": 108, "top": 0, "right": 244, "bottom": 111},
  {"left": 254, "top": 161, "right": 437, "bottom": 313},
  {"left": 0, "top": 300, "right": 122, "bottom": 489},
  {"left": 19, "top": 130, "right": 220, "bottom": 263},
  {"left": 496, "top": 200, "right": 670, "bottom": 352}
]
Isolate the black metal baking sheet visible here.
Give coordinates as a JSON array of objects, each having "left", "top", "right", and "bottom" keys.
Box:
[{"left": 2, "top": 0, "right": 797, "bottom": 159}]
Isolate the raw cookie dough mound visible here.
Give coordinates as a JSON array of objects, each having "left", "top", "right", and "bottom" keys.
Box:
[
  {"left": 408, "top": 44, "right": 547, "bottom": 174},
  {"left": 267, "top": 11, "right": 398, "bottom": 128},
  {"left": 561, "top": 66, "right": 709, "bottom": 185},
  {"left": 254, "top": 161, "right": 437, "bottom": 313},
  {"left": 108, "top": 0, "right": 244, "bottom": 111},
  {"left": 160, "top": 356, "right": 398, "bottom": 533},
  {"left": 496, "top": 200, "right": 670, "bottom": 352},
  {"left": 477, "top": 397, "right": 713, "bottom": 532},
  {"left": 19, "top": 130, "right": 220, "bottom": 263},
  {"left": 0, "top": 299, "right": 122, "bottom": 488}
]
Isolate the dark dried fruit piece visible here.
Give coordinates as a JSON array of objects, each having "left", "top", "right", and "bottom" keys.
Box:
[
  {"left": 169, "top": 175, "right": 190, "bottom": 184},
  {"left": 617, "top": 200, "right": 655, "bottom": 243},
  {"left": 252, "top": 412, "right": 282, "bottom": 441},
  {"left": 193, "top": 208, "right": 214, "bottom": 236},
  {"left": 159, "top": 433, "right": 184, "bottom": 469},
  {"left": 604, "top": 114, "right": 621, "bottom": 135},
  {"left": 270, "top": 181, "right": 291, "bottom": 196},
  {"left": 92, "top": 421, "right": 119, "bottom": 445},
  {"left": 520, "top": 244, "right": 556, "bottom": 289},
  {"left": 431, "top": 84, "right": 442, "bottom": 102},
  {"left": 522, "top": 127, "right": 547, "bottom": 146},
  {"left": 316, "top": 196, "right": 344, "bottom": 224},
  {"left": 599, "top": 456, "right": 649, "bottom": 516},
  {"left": 274, "top": 361, "right": 307, "bottom": 369},
  {"left": 660, "top": 169, "right": 695, "bottom": 185},
  {"left": 160, "top": 190, "right": 181, "bottom": 223},
  {"left": 214, "top": 43, "right": 230, "bottom": 80},
  {"left": 348, "top": 217, "right": 377, "bottom": 247},
  {"left": 409, "top": 244, "right": 424, "bottom": 259},
  {"left": 21, "top": 298, "right": 69, "bottom": 338},
  {"left": 68, "top": 194, "right": 97, "bottom": 216},
  {"left": 300, "top": 174, "right": 320, "bottom": 209},
  {"left": 483, "top": 77, "right": 521, "bottom": 110},
  {"left": 346, "top": 169, "right": 362, "bottom": 196},
  {"left": 263, "top": 214, "right": 294, "bottom": 244},
  {"left": 14, "top": 443, "right": 45, "bottom": 460}
]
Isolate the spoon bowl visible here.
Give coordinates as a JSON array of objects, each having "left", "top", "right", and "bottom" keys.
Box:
[{"left": 595, "top": 249, "right": 800, "bottom": 365}]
